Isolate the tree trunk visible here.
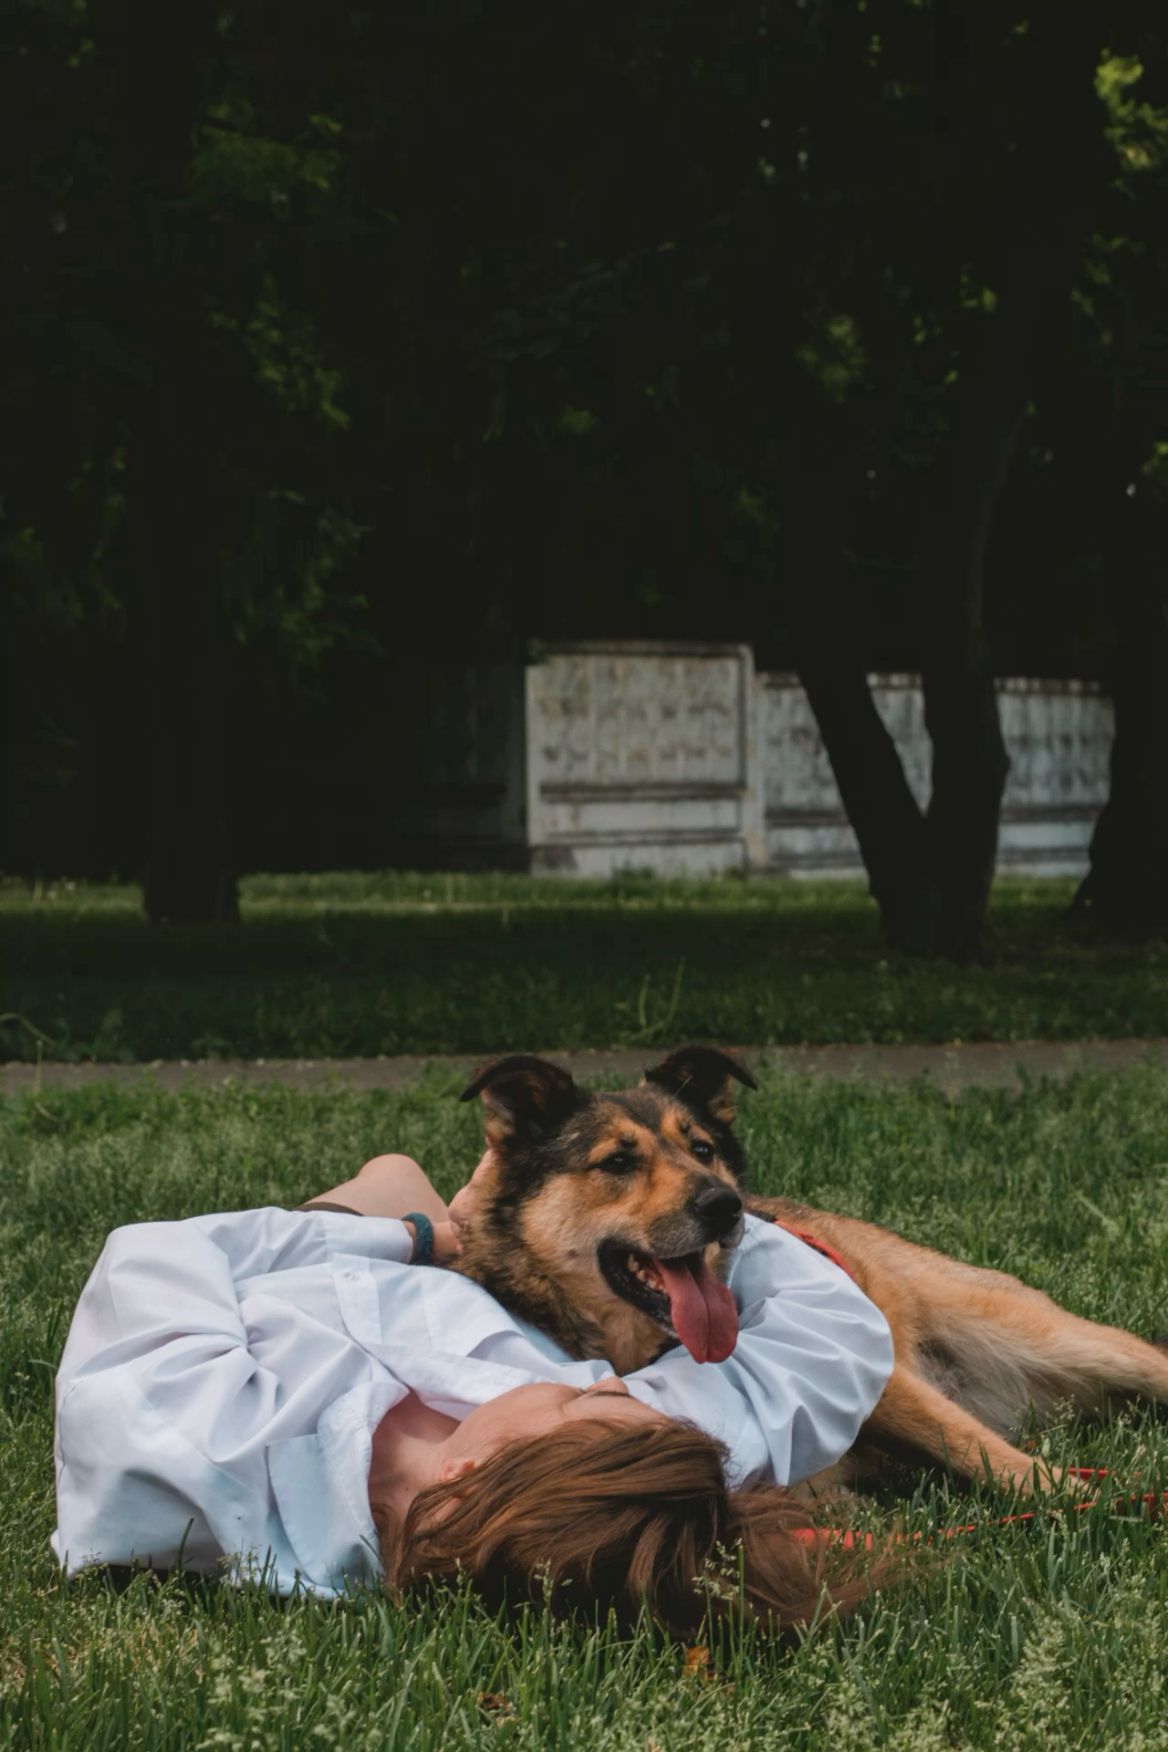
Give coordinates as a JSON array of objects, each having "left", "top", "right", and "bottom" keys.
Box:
[
  {"left": 916, "top": 354, "right": 1022, "bottom": 963},
  {"left": 920, "top": 647, "right": 1010, "bottom": 962},
  {"left": 1075, "top": 516, "right": 1168, "bottom": 937},
  {"left": 134, "top": 361, "right": 239, "bottom": 927},
  {"left": 914, "top": 2, "right": 1104, "bottom": 960},
  {"left": 796, "top": 652, "right": 941, "bottom": 952},
  {"left": 94, "top": 0, "right": 239, "bottom": 924}
]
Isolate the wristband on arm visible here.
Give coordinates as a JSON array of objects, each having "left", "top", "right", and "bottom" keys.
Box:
[{"left": 404, "top": 1212, "right": 434, "bottom": 1266}]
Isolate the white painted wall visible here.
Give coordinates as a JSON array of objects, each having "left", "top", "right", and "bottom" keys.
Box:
[
  {"left": 525, "top": 643, "right": 764, "bottom": 874},
  {"left": 404, "top": 644, "right": 1112, "bottom": 877},
  {"left": 759, "top": 673, "right": 1112, "bottom": 878},
  {"left": 525, "top": 651, "right": 1111, "bottom": 879}
]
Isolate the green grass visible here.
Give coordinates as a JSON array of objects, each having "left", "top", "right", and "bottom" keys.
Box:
[
  {"left": 4, "top": 1068, "right": 1168, "bottom": 1747},
  {"left": 3, "top": 873, "right": 1166, "bottom": 1062}
]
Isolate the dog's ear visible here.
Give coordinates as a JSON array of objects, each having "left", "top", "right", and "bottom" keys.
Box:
[
  {"left": 459, "top": 1054, "right": 582, "bottom": 1149},
  {"left": 643, "top": 1045, "right": 757, "bottom": 1125}
]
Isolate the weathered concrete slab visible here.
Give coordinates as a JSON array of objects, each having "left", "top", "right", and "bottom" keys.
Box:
[
  {"left": 527, "top": 641, "right": 763, "bottom": 876},
  {"left": 408, "top": 642, "right": 1113, "bottom": 879},
  {"left": 761, "top": 672, "right": 1110, "bottom": 877},
  {"left": 4, "top": 1039, "right": 1167, "bottom": 1098}
]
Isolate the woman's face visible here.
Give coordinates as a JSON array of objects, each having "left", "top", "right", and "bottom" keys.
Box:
[{"left": 446, "top": 1377, "right": 663, "bottom": 1465}]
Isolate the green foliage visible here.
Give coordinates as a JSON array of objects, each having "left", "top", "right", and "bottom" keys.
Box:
[
  {"left": 240, "top": 290, "right": 350, "bottom": 430},
  {"left": 192, "top": 117, "right": 343, "bottom": 207},
  {"left": 2, "top": 875, "right": 1165, "bottom": 1062},
  {"left": 795, "top": 315, "right": 867, "bottom": 405},
  {"left": 1097, "top": 54, "right": 1168, "bottom": 178},
  {"left": 6, "top": 0, "right": 367, "bottom": 688},
  {"left": 10, "top": 0, "right": 1168, "bottom": 669},
  {"left": 8, "top": 1, "right": 1168, "bottom": 886},
  {"left": 5, "top": 1072, "right": 1168, "bottom": 1746}
]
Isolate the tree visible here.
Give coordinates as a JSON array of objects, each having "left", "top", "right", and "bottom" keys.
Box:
[
  {"left": 6, "top": 0, "right": 1165, "bottom": 932},
  {"left": 5, "top": 0, "right": 363, "bottom": 917},
  {"left": 1069, "top": 44, "right": 1168, "bottom": 939},
  {"left": 768, "top": 3, "right": 1114, "bottom": 957},
  {"left": 1077, "top": 521, "right": 1168, "bottom": 937}
]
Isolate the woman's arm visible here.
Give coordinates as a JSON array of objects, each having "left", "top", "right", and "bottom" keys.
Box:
[
  {"left": 303, "top": 1153, "right": 450, "bottom": 1221},
  {"left": 53, "top": 1173, "right": 459, "bottom": 1584},
  {"left": 53, "top": 1208, "right": 404, "bottom": 1580},
  {"left": 431, "top": 1197, "right": 893, "bottom": 1488},
  {"left": 623, "top": 1219, "right": 894, "bottom": 1487},
  {"left": 302, "top": 1154, "right": 460, "bottom": 1263}
]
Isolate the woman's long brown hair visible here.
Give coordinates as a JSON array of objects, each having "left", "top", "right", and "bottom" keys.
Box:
[{"left": 375, "top": 1419, "right": 887, "bottom": 1638}]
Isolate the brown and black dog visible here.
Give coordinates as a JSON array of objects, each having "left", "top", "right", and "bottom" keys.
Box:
[{"left": 456, "top": 1044, "right": 1168, "bottom": 1493}]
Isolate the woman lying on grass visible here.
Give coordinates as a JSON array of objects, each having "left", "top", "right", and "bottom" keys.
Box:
[{"left": 52, "top": 1153, "right": 894, "bottom": 1637}]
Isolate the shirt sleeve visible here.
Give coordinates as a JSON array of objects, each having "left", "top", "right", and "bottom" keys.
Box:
[
  {"left": 190, "top": 1206, "right": 414, "bottom": 1278},
  {"left": 56, "top": 1208, "right": 413, "bottom": 1396},
  {"left": 624, "top": 1218, "right": 893, "bottom": 1487},
  {"left": 52, "top": 1207, "right": 412, "bottom": 1577}
]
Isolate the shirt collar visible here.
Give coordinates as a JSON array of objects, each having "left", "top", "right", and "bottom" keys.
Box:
[
  {"left": 267, "top": 1380, "right": 400, "bottom": 1595},
  {"left": 265, "top": 1352, "right": 552, "bottom": 1595}
]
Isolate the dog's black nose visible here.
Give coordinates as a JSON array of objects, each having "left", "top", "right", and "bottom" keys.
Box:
[{"left": 691, "top": 1182, "right": 743, "bottom": 1238}]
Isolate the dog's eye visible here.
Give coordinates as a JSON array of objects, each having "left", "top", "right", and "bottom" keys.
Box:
[
  {"left": 691, "top": 1139, "right": 715, "bottom": 1164},
  {"left": 600, "top": 1151, "right": 636, "bottom": 1175}
]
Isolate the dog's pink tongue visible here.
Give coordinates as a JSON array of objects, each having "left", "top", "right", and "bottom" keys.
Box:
[{"left": 655, "top": 1257, "right": 739, "bottom": 1364}]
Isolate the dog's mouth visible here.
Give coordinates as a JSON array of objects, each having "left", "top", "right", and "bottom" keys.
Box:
[{"left": 597, "top": 1239, "right": 739, "bottom": 1364}]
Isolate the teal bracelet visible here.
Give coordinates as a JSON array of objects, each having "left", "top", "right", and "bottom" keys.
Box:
[{"left": 404, "top": 1211, "right": 434, "bottom": 1266}]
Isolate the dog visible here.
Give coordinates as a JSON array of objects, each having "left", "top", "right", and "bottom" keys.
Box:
[{"left": 456, "top": 1044, "right": 1168, "bottom": 1493}]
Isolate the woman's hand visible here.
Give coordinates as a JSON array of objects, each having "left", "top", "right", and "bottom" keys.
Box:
[
  {"left": 398, "top": 1217, "right": 462, "bottom": 1266},
  {"left": 447, "top": 1149, "right": 494, "bottom": 1239},
  {"left": 414, "top": 1221, "right": 462, "bottom": 1267}
]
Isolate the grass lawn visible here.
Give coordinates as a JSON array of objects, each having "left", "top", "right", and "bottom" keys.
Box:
[
  {"left": 3, "top": 872, "right": 1166, "bottom": 1062},
  {"left": 4, "top": 1068, "right": 1168, "bottom": 1747}
]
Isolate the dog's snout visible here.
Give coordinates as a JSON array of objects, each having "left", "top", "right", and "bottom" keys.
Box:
[{"left": 690, "top": 1180, "right": 743, "bottom": 1238}]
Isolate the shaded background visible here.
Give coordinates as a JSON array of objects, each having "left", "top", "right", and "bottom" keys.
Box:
[{"left": 5, "top": 0, "right": 1167, "bottom": 954}]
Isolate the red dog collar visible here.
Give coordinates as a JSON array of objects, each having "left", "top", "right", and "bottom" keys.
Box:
[{"left": 771, "top": 1219, "right": 857, "bottom": 1283}]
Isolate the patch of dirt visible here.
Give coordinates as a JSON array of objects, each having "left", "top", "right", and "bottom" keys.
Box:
[{"left": 4, "top": 1039, "right": 1167, "bottom": 1096}]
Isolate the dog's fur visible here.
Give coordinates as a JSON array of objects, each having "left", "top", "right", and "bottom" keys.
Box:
[
  {"left": 457, "top": 1049, "right": 749, "bottom": 1368},
  {"left": 457, "top": 1046, "right": 1168, "bottom": 1492}
]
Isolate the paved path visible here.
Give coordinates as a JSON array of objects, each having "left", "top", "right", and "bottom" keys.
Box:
[{"left": 4, "top": 1038, "right": 1167, "bottom": 1097}]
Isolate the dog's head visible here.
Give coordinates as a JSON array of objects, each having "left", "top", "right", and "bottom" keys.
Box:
[{"left": 455, "top": 1046, "right": 756, "bottom": 1372}]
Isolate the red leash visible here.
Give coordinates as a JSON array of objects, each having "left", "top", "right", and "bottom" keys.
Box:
[{"left": 793, "top": 1470, "right": 1167, "bottom": 1551}]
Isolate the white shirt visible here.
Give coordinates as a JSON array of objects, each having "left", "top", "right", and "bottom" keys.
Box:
[{"left": 52, "top": 1207, "right": 892, "bottom": 1596}]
